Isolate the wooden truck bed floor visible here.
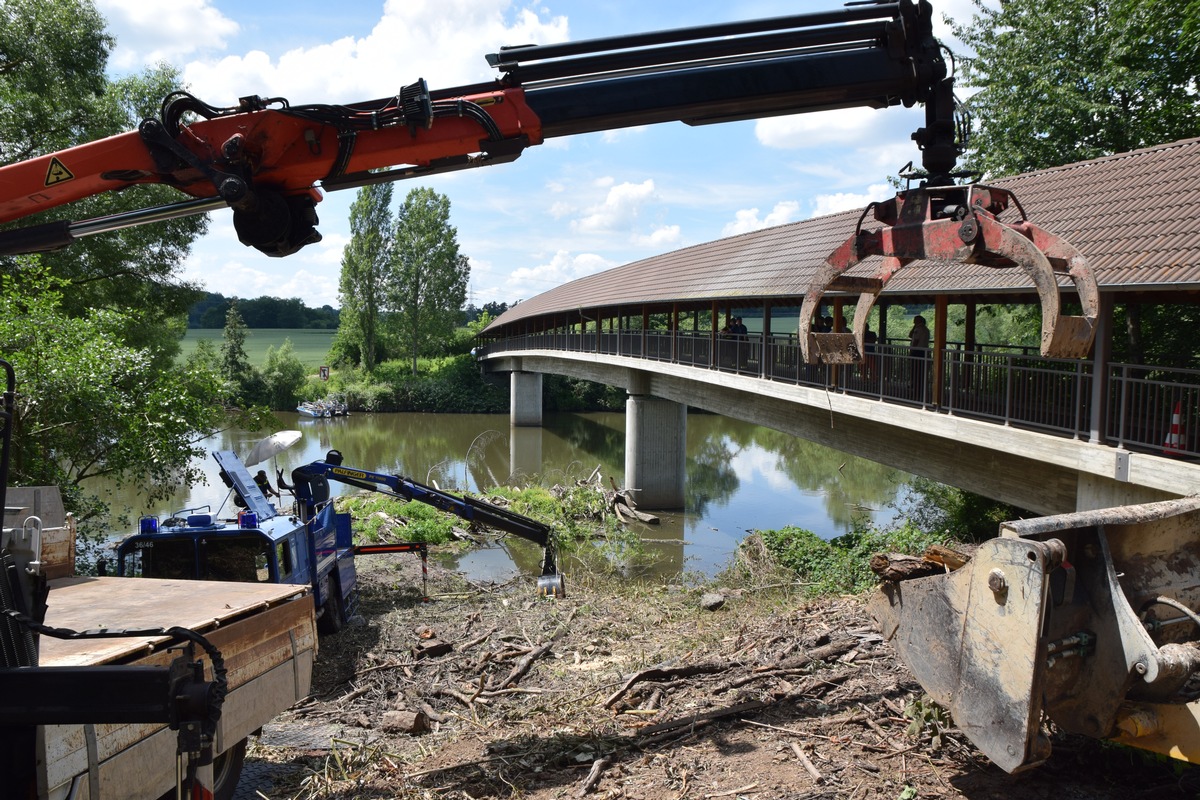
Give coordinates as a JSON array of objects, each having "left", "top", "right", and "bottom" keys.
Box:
[
  {"left": 32, "top": 577, "right": 317, "bottom": 800},
  {"left": 39, "top": 576, "right": 311, "bottom": 667}
]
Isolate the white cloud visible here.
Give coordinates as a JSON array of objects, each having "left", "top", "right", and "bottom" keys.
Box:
[
  {"left": 173, "top": 0, "right": 569, "bottom": 105},
  {"left": 571, "top": 179, "right": 656, "bottom": 234},
  {"left": 633, "top": 225, "right": 681, "bottom": 248},
  {"left": 721, "top": 200, "right": 800, "bottom": 237},
  {"left": 500, "top": 250, "right": 615, "bottom": 300},
  {"left": 97, "top": 0, "right": 238, "bottom": 70},
  {"left": 601, "top": 126, "right": 647, "bottom": 144},
  {"left": 809, "top": 183, "right": 894, "bottom": 218},
  {"left": 755, "top": 107, "right": 895, "bottom": 150}
]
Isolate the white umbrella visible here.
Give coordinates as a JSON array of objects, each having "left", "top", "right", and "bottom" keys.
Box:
[{"left": 243, "top": 430, "right": 302, "bottom": 467}]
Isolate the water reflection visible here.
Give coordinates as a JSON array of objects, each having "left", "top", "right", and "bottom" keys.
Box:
[{"left": 89, "top": 411, "right": 909, "bottom": 581}]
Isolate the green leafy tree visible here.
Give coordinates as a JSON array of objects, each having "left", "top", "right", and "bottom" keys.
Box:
[
  {"left": 221, "top": 301, "right": 264, "bottom": 403},
  {"left": 0, "top": 0, "right": 208, "bottom": 363},
  {"left": 339, "top": 183, "right": 394, "bottom": 371},
  {"left": 0, "top": 260, "right": 229, "bottom": 520},
  {"left": 389, "top": 188, "right": 469, "bottom": 375},
  {"left": 261, "top": 340, "right": 308, "bottom": 410},
  {"left": 952, "top": 0, "right": 1200, "bottom": 179},
  {"left": 221, "top": 302, "right": 250, "bottom": 376},
  {"left": 0, "top": 0, "right": 111, "bottom": 164}
]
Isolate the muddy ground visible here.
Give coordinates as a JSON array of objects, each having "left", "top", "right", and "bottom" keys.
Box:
[{"left": 242, "top": 548, "right": 1200, "bottom": 800}]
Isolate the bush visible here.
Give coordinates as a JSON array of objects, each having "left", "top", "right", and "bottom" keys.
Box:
[
  {"left": 897, "top": 477, "right": 1029, "bottom": 543},
  {"left": 261, "top": 340, "right": 308, "bottom": 410},
  {"left": 337, "top": 493, "right": 463, "bottom": 544},
  {"left": 753, "top": 519, "right": 948, "bottom": 597},
  {"left": 342, "top": 380, "right": 396, "bottom": 412},
  {"left": 302, "top": 354, "right": 508, "bottom": 413}
]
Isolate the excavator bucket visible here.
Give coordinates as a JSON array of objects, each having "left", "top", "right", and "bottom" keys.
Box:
[
  {"left": 871, "top": 498, "right": 1200, "bottom": 772},
  {"left": 799, "top": 185, "right": 1099, "bottom": 364},
  {"left": 869, "top": 535, "right": 1058, "bottom": 772}
]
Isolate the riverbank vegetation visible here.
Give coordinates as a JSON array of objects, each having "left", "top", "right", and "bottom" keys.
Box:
[{"left": 331, "top": 462, "right": 1020, "bottom": 600}]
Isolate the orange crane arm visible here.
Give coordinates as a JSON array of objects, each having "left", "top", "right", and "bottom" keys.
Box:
[{"left": 0, "top": 0, "right": 956, "bottom": 258}]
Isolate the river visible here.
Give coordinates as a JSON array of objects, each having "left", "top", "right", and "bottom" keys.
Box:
[{"left": 94, "top": 411, "right": 911, "bottom": 582}]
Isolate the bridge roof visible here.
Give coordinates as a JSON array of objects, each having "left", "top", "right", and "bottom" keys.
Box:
[{"left": 487, "top": 136, "right": 1200, "bottom": 330}]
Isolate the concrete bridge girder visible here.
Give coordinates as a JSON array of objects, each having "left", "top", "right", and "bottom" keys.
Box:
[{"left": 487, "top": 353, "right": 1194, "bottom": 516}]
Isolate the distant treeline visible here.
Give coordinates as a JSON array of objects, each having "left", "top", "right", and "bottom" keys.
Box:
[
  {"left": 189, "top": 294, "right": 510, "bottom": 330},
  {"left": 188, "top": 292, "right": 340, "bottom": 329}
]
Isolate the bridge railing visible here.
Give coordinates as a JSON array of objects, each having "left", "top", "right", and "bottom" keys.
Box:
[
  {"left": 1109, "top": 363, "right": 1200, "bottom": 458},
  {"left": 482, "top": 333, "right": 1199, "bottom": 457}
]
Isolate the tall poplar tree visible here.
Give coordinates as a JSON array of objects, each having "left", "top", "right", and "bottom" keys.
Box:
[
  {"left": 338, "top": 183, "right": 394, "bottom": 371},
  {"left": 389, "top": 187, "right": 469, "bottom": 375}
]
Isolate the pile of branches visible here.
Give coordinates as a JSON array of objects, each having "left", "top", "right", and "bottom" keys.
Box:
[{"left": 276, "top": 575, "right": 974, "bottom": 799}]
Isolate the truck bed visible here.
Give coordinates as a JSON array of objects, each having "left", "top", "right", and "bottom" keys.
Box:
[
  {"left": 36, "top": 577, "right": 317, "bottom": 800},
  {"left": 39, "top": 576, "right": 311, "bottom": 666}
]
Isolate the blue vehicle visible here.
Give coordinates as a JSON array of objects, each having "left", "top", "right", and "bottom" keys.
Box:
[{"left": 116, "top": 449, "right": 564, "bottom": 633}]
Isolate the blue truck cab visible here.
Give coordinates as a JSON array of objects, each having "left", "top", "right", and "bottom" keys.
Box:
[{"left": 115, "top": 450, "right": 358, "bottom": 632}]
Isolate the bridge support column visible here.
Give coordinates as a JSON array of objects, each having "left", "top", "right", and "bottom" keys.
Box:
[
  {"left": 1076, "top": 472, "right": 1173, "bottom": 512},
  {"left": 625, "top": 379, "right": 686, "bottom": 510},
  {"left": 510, "top": 370, "right": 543, "bottom": 427}
]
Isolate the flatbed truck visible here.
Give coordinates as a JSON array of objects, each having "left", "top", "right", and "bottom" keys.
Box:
[{"left": 1, "top": 362, "right": 317, "bottom": 800}]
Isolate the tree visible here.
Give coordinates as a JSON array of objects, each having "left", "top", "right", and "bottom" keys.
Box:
[
  {"left": 389, "top": 188, "right": 469, "bottom": 375},
  {"left": 0, "top": 0, "right": 111, "bottom": 164},
  {"left": 952, "top": 0, "right": 1200, "bottom": 178},
  {"left": 0, "top": 259, "right": 229, "bottom": 520},
  {"left": 261, "top": 340, "right": 308, "bottom": 410},
  {"left": 0, "top": 0, "right": 208, "bottom": 364},
  {"left": 221, "top": 301, "right": 263, "bottom": 403},
  {"left": 339, "top": 183, "right": 394, "bottom": 371}
]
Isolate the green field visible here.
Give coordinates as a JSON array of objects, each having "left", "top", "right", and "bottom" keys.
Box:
[{"left": 179, "top": 328, "right": 335, "bottom": 369}]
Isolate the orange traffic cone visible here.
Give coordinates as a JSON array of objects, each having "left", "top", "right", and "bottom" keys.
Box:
[{"left": 1163, "top": 401, "right": 1186, "bottom": 457}]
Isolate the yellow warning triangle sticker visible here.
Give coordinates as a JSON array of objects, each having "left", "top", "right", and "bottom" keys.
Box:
[{"left": 45, "top": 157, "right": 74, "bottom": 187}]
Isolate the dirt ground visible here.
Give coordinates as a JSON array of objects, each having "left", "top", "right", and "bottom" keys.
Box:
[{"left": 242, "top": 550, "right": 1200, "bottom": 800}]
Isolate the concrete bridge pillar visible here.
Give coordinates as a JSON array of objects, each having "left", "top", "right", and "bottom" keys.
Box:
[
  {"left": 625, "top": 374, "right": 686, "bottom": 509},
  {"left": 510, "top": 369, "right": 543, "bottom": 427}
]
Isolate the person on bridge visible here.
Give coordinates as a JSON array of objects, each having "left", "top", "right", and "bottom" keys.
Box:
[
  {"left": 908, "top": 316, "right": 931, "bottom": 397},
  {"left": 908, "top": 316, "right": 930, "bottom": 356},
  {"left": 863, "top": 327, "right": 878, "bottom": 381}
]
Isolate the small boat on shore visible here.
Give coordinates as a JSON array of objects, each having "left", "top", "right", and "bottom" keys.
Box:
[
  {"left": 297, "top": 401, "right": 329, "bottom": 418},
  {"left": 297, "top": 398, "right": 350, "bottom": 418}
]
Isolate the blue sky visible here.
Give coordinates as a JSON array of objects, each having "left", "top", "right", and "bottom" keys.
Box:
[{"left": 94, "top": 0, "right": 976, "bottom": 308}]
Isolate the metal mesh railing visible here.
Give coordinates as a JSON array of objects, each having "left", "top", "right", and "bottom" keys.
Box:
[
  {"left": 1109, "top": 364, "right": 1200, "bottom": 457},
  {"left": 480, "top": 333, "right": 1199, "bottom": 457}
]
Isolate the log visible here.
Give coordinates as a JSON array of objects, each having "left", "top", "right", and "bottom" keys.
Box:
[
  {"left": 923, "top": 543, "right": 971, "bottom": 571},
  {"left": 413, "top": 639, "right": 454, "bottom": 659},
  {"left": 790, "top": 742, "right": 823, "bottom": 783},
  {"left": 381, "top": 709, "right": 430, "bottom": 734},
  {"left": 869, "top": 552, "right": 943, "bottom": 581},
  {"left": 635, "top": 700, "right": 767, "bottom": 737},
  {"left": 604, "top": 661, "right": 739, "bottom": 708},
  {"left": 754, "top": 638, "right": 858, "bottom": 673},
  {"left": 496, "top": 640, "right": 554, "bottom": 689}
]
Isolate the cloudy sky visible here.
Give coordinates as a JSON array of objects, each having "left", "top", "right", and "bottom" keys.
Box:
[{"left": 94, "top": 0, "right": 978, "bottom": 308}]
